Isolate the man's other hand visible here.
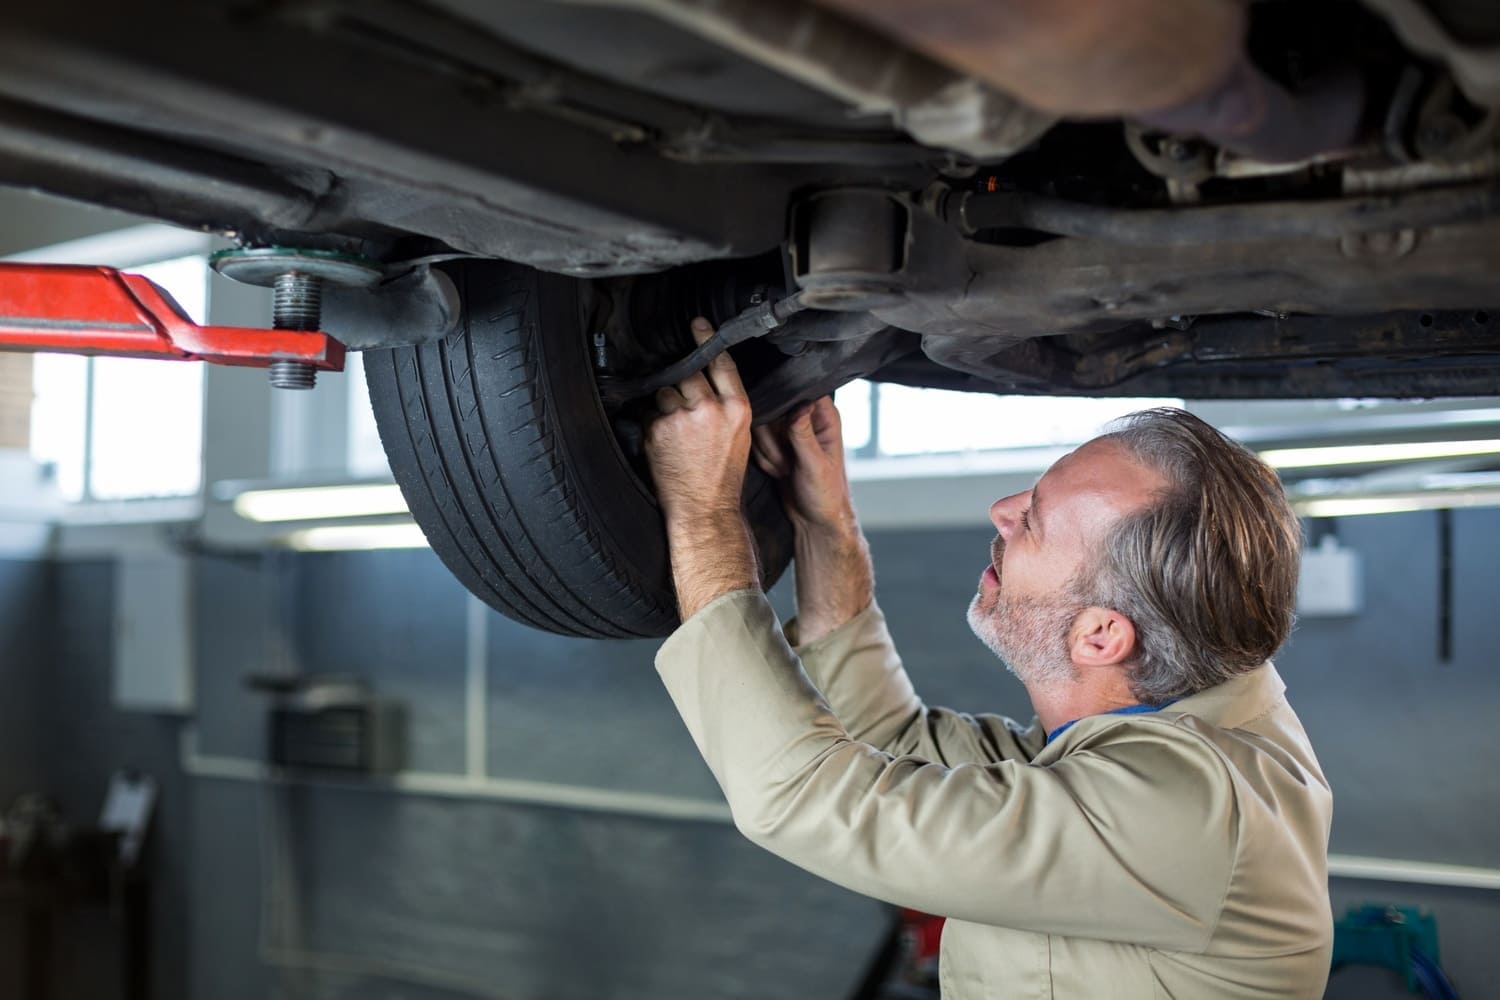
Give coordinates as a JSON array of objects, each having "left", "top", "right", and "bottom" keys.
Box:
[
  {"left": 645, "top": 317, "right": 760, "bottom": 620},
  {"left": 752, "top": 396, "right": 857, "bottom": 541},
  {"left": 753, "top": 395, "right": 873, "bottom": 643}
]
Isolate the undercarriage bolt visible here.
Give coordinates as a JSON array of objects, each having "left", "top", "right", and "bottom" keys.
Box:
[
  {"left": 1164, "top": 139, "right": 1195, "bottom": 162},
  {"left": 270, "top": 272, "right": 323, "bottom": 390},
  {"left": 268, "top": 359, "right": 319, "bottom": 390},
  {"left": 210, "top": 248, "right": 384, "bottom": 392}
]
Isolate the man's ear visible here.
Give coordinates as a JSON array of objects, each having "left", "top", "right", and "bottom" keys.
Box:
[{"left": 1068, "top": 606, "right": 1138, "bottom": 668}]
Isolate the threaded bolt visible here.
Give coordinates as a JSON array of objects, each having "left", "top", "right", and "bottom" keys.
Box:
[
  {"left": 270, "top": 272, "right": 322, "bottom": 390},
  {"left": 268, "top": 360, "right": 319, "bottom": 390}
]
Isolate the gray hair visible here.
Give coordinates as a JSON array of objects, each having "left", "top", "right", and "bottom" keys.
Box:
[{"left": 1077, "top": 408, "right": 1302, "bottom": 703}]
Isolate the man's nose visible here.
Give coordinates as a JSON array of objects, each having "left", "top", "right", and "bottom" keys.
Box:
[{"left": 989, "top": 491, "right": 1030, "bottom": 537}]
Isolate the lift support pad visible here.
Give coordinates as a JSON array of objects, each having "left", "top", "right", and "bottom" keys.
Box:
[{"left": 0, "top": 263, "right": 343, "bottom": 370}]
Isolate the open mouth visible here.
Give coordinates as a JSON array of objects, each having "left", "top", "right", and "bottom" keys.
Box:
[{"left": 982, "top": 536, "right": 1004, "bottom": 589}]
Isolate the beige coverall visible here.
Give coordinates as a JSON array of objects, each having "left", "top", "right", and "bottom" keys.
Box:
[{"left": 655, "top": 591, "right": 1334, "bottom": 999}]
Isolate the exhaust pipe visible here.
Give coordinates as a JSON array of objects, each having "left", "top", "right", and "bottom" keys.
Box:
[{"left": 807, "top": 0, "right": 1362, "bottom": 162}]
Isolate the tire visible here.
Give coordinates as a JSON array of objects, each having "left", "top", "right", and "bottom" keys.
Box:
[{"left": 365, "top": 259, "right": 793, "bottom": 639}]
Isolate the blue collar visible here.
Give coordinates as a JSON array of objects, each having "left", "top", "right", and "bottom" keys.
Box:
[{"left": 1047, "top": 699, "right": 1180, "bottom": 743}]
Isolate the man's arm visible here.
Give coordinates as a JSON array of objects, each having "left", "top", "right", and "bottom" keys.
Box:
[
  {"left": 753, "top": 396, "right": 1041, "bottom": 763},
  {"left": 646, "top": 326, "right": 1039, "bottom": 763},
  {"left": 655, "top": 590, "right": 1237, "bottom": 950},
  {"left": 751, "top": 396, "right": 872, "bottom": 644},
  {"left": 791, "top": 599, "right": 1044, "bottom": 764},
  {"left": 644, "top": 317, "right": 760, "bottom": 620}
]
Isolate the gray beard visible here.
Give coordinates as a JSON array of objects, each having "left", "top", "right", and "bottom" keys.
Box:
[{"left": 967, "top": 589, "right": 1079, "bottom": 690}]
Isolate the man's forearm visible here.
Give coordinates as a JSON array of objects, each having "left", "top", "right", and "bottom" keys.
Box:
[
  {"left": 665, "top": 508, "right": 761, "bottom": 621},
  {"left": 793, "top": 518, "right": 874, "bottom": 645}
]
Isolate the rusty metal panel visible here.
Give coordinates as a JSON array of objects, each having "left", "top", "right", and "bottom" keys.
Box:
[{"left": 805, "top": 0, "right": 1246, "bottom": 117}]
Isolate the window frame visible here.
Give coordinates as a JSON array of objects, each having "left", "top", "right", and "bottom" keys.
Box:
[{"left": 7, "top": 224, "right": 218, "bottom": 521}]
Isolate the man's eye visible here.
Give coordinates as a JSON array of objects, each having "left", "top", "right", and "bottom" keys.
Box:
[{"left": 1019, "top": 507, "right": 1031, "bottom": 530}]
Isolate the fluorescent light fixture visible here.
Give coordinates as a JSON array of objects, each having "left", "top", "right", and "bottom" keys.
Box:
[
  {"left": 1260, "top": 438, "right": 1500, "bottom": 469},
  {"left": 1293, "top": 488, "right": 1500, "bottom": 518},
  {"left": 1418, "top": 471, "right": 1500, "bottom": 490},
  {"left": 283, "top": 523, "right": 429, "bottom": 551},
  {"left": 233, "top": 483, "right": 408, "bottom": 522}
]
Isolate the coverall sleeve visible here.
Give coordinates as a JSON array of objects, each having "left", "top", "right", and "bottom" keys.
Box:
[
  {"left": 657, "top": 590, "right": 1239, "bottom": 951},
  {"left": 788, "top": 600, "right": 1045, "bottom": 765}
]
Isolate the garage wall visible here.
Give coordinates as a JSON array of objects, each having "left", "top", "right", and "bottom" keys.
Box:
[
  {"left": 0, "top": 558, "right": 49, "bottom": 802},
  {"left": 1281, "top": 510, "right": 1500, "bottom": 998},
  {"left": 53, "top": 551, "right": 893, "bottom": 1000},
  {"left": 26, "top": 511, "right": 1500, "bottom": 999},
  {"left": 1283, "top": 511, "right": 1498, "bottom": 867},
  {"left": 19, "top": 560, "right": 193, "bottom": 1000},
  {"left": 0, "top": 556, "right": 48, "bottom": 1000}
]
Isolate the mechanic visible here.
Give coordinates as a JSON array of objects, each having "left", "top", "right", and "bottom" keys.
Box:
[{"left": 645, "top": 318, "right": 1334, "bottom": 999}]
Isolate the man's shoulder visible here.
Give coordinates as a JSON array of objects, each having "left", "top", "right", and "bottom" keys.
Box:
[
  {"left": 1162, "top": 662, "right": 1289, "bottom": 731},
  {"left": 1040, "top": 688, "right": 1331, "bottom": 858},
  {"left": 1039, "top": 711, "right": 1240, "bottom": 790}
]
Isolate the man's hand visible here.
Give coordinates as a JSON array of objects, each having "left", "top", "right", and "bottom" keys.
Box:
[
  {"left": 752, "top": 396, "right": 873, "bottom": 644},
  {"left": 752, "top": 397, "right": 856, "bottom": 538},
  {"left": 645, "top": 318, "right": 760, "bottom": 621}
]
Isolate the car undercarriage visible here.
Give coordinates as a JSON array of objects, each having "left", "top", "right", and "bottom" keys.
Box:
[{"left": 2, "top": 0, "right": 1498, "bottom": 635}]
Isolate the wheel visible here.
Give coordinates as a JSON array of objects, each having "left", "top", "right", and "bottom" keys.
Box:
[{"left": 365, "top": 259, "right": 793, "bottom": 639}]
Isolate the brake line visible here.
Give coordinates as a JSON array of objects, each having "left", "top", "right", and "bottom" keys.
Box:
[{"left": 595, "top": 291, "right": 808, "bottom": 404}]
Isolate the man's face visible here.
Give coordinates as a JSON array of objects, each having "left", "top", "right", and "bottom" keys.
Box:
[{"left": 967, "top": 438, "right": 1166, "bottom": 689}]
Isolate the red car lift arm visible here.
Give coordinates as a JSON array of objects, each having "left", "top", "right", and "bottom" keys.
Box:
[{"left": 0, "top": 263, "right": 344, "bottom": 370}]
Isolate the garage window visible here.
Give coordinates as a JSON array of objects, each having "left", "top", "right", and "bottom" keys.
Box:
[
  {"left": 343, "top": 362, "right": 1180, "bottom": 480},
  {"left": 344, "top": 352, "right": 391, "bottom": 478},
  {"left": 29, "top": 253, "right": 209, "bottom": 502},
  {"left": 843, "top": 380, "right": 1182, "bottom": 459}
]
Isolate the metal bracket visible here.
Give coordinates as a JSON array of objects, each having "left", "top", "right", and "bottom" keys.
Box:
[{"left": 0, "top": 262, "right": 345, "bottom": 371}]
